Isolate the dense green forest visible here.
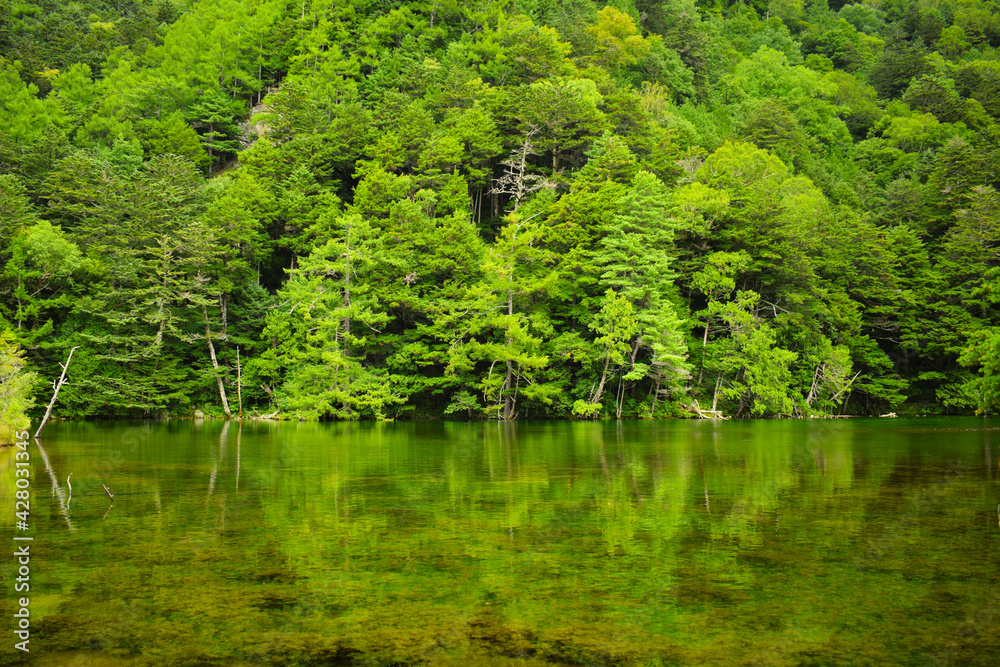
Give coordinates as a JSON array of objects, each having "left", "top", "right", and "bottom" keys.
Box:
[{"left": 0, "top": 0, "right": 999, "bottom": 425}]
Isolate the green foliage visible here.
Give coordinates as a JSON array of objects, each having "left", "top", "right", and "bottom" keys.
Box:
[
  {"left": 0, "top": 328, "right": 36, "bottom": 443},
  {"left": 258, "top": 219, "right": 402, "bottom": 420},
  {"left": 1, "top": 0, "right": 999, "bottom": 420},
  {"left": 0, "top": 174, "right": 37, "bottom": 257},
  {"left": 186, "top": 92, "right": 244, "bottom": 174},
  {"left": 959, "top": 326, "right": 1000, "bottom": 414},
  {"left": 868, "top": 42, "right": 929, "bottom": 99},
  {"left": 711, "top": 290, "right": 799, "bottom": 416},
  {"left": 139, "top": 111, "right": 208, "bottom": 167}
]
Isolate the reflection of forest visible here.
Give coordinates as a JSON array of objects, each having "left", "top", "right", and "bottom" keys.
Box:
[{"left": 13, "top": 420, "right": 1000, "bottom": 666}]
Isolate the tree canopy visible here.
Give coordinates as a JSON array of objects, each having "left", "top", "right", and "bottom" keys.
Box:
[{"left": 2, "top": 0, "right": 1000, "bottom": 421}]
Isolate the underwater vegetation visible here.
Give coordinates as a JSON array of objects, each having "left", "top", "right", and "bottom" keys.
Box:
[{"left": 2, "top": 419, "right": 999, "bottom": 666}]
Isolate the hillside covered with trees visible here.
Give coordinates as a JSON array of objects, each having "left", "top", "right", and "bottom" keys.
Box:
[{"left": 1, "top": 0, "right": 999, "bottom": 422}]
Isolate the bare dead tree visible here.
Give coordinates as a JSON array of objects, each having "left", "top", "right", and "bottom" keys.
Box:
[
  {"left": 489, "top": 128, "right": 552, "bottom": 211},
  {"left": 34, "top": 346, "right": 80, "bottom": 438},
  {"left": 202, "top": 304, "right": 233, "bottom": 418}
]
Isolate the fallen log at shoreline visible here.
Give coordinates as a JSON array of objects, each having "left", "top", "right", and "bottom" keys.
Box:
[{"left": 684, "top": 400, "right": 730, "bottom": 420}]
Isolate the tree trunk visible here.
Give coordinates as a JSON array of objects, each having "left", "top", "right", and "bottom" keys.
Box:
[
  {"left": 502, "top": 287, "right": 514, "bottom": 420},
  {"left": 805, "top": 363, "right": 823, "bottom": 407},
  {"left": 698, "top": 320, "right": 710, "bottom": 385},
  {"left": 615, "top": 376, "right": 625, "bottom": 419},
  {"left": 344, "top": 232, "right": 352, "bottom": 339},
  {"left": 236, "top": 346, "right": 243, "bottom": 418},
  {"left": 207, "top": 125, "right": 215, "bottom": 176},
  {"left": 503, "top": 360, "right": 514, "bottom": 420},
  {"left": 710, "top": 373, "right": 722, "bottom": 413},
  {"left": 591, "top": 355, "right": 612, "bottom": 405},
  {"left": 203, "top": 305, "right": 232, "bottom": 418},
  {"left": 15, "top": 275, "right": 22, "bottom": 329}
]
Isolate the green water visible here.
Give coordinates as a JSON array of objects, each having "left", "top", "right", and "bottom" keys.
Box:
[{"left": 3, "top": 419, "right": 1000, "bottom": 666}]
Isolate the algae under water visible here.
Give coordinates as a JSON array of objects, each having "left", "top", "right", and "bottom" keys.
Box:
[{"left": 2, "top": 418, "right": 999, "bottom": 666}]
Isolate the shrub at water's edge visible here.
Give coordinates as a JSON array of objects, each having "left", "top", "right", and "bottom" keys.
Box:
[{"left": 0, "top": 330, "right": 36, "bottom": 445}]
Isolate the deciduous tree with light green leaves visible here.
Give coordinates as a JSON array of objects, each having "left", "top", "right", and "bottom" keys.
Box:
[{"left": 0, "top": 329, "right": 36, "bottom": 444}]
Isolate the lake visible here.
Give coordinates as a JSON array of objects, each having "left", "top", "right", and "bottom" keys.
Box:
[{"left": 2, "top": 418, "right": 999, "bottom": 666}]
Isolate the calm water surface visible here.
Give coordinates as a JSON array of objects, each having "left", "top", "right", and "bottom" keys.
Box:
[{"left": 2, "top": 418, "right": 999, "bottom": 666}]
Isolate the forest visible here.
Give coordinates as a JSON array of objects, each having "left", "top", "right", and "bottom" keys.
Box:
[{"left": 0, "top": 0, "right": 999, "bottom": 429}]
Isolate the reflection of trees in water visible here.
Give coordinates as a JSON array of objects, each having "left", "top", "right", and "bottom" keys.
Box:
[{"left": 25, "top": 420, "right": 1000, "bottom": 665}]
